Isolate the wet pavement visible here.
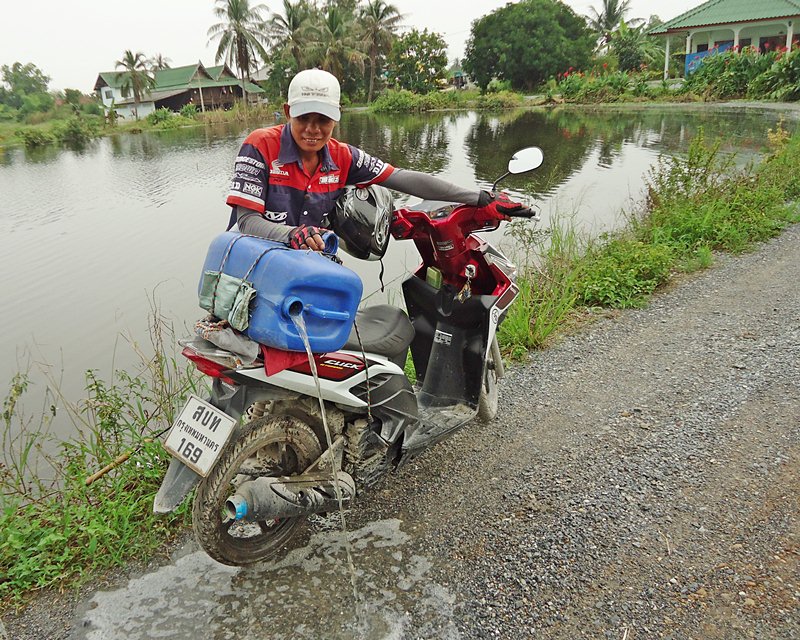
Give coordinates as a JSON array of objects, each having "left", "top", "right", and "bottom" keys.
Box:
[{"left": 70, "top": 519, "right": 460, "bottom": 640}]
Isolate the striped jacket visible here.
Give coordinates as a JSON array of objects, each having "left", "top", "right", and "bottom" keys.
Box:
[{"left": 226, "top": 124, "right": 395, "bottom": 227}]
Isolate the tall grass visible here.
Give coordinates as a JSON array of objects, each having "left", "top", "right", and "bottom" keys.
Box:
[
  {"left": 0, "top": 310, "right": 202, "bottom": 605},
  {"left": 499, "top": 125, "right": 800, "bottom": 358},
  {"left": 500, "top": 217, "right": 581, "bottom": 356}
]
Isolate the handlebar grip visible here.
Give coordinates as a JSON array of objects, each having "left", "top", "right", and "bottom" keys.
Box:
[{"left": 507, "top": 206, "right": 540, "bottom": 219}]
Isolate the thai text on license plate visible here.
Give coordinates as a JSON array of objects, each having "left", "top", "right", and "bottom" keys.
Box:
[{"left": 164, "top": 395, "right": 236, "bottom": 476}]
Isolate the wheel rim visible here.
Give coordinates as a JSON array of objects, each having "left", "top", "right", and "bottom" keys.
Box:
[{"left": 193, "top": 416, "right": 322, "bottom": 564}]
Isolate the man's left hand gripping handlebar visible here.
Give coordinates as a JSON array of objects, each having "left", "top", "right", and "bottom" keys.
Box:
[{"left": 477, "top": 190, "right": 534, "bottom": 218}]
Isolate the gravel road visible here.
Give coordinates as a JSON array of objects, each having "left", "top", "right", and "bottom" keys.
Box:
[{"left": 4, "top": 224, "right": 799, "bottom": 640}]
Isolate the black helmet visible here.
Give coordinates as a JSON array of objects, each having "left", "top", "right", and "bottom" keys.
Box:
[{"left": 330, "top": 185, "right": 393, "bottom": 260}]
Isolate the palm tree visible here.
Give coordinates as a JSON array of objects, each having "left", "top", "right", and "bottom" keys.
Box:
[
  {"left": 313, "top": 5, "right": 365, "bottom": 79},
  {"left": 269, "top": 0, "right": 313, "bottom": 71},
  {"left": 359, "top": 0, "right": 402, "bottom": 102},
  {"left": 207, "top": 0, "right": 271, "bottom": 103},
  {"left": 587, "top": 0, "right": 642, "bottom": 50},
  {"left": 114, "top": 50, "right": 155, "bottom": 120},
  {"left": 150, "top": 53, "right": 172, "bottom": 71},
  {"left": 612, "top": 20, "right": 663, "bottom": 71}
]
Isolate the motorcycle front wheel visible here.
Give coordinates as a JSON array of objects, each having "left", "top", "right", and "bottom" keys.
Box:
[{"left": 192, "top": 415, "right": 322, "bottom": 566}]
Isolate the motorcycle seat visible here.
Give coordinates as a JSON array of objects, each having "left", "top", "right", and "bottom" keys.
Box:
[{"left": 343, "top": 304, "right": 414, "bottom": 365}]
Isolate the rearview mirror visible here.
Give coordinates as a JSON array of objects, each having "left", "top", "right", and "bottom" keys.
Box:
[{"left": 508, "top": 147, "right": 544, "bottom": 174}]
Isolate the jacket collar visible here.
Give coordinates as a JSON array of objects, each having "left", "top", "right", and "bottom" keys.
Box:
[{"left": 277, "top": 124, "right": 339, "bottom": 172}]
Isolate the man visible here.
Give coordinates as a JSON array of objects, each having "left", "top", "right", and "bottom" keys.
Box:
[{"left": 226, "top": 68, "right": 522, "bottom": 250}]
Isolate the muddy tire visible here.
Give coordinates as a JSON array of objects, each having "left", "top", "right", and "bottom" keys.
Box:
[
  {"left": 192, "top": 415, "right": 322, "bottom": 566},
  {"left": 344, "top": 418, "right": 390, "bottom": 488},
  {"left": 477, "top": 341, "right": 500, "bottom": 423}
]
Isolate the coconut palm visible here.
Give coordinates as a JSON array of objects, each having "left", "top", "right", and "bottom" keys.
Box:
[
  {"left": 313, "top": 5, "right": 366, "bottom": 79},
  {"left": 587, "top": 0, "right": 641, "bottom": 50},
  {"left": 207, "top": 0, "right": 271, "bottom": 101},
  {"left": 269, "top": 0, "right": 314, "bottom": 70},
  {"left": 114, "top": 50, "right": 155, "bottom": 120},
  {"left": 612, "top": 20, "right": 664, "bottom": 71},
  {"left": 360, "top": 0, "right": 403, "bottom": 102},
  {"left": 150, "top": 53, "right": 172, "bottom": 71}
]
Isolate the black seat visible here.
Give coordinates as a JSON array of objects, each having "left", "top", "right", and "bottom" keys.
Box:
[{"left": 343, "top": 304, "right": 414, "bottom": 366}]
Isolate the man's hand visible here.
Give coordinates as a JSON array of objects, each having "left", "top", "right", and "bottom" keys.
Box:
[
  {"left": 477, "top": 190, "right": 525, "bottom": 216},
  {"left": 288, "top": 225, "right": 326, "bottom": 251}
]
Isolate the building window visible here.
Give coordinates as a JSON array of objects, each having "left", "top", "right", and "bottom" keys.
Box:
[
  {"left": 122, "top": 86, "right": 130, "bottom": 98},
  {"left": 104, "top": 89, "right": 112, "bottom": 100},
  {"left": 696, "top": 44, "right": 709, "bottom": 52}
]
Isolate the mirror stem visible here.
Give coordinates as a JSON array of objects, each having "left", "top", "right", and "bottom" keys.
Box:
[{"left": 492, "top": 171, "right": 510, "bottom": 191}]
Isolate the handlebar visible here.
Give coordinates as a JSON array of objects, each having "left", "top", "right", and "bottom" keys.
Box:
[{"left": 506, "top": 206, "right": 540, "bottom": 220}]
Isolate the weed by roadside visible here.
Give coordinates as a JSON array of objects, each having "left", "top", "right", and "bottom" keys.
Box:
[
  {"left": 500, "top": 126, "right": 800, "bottom": 357},
  {"left": 0, "top": 311, "right": 202, "bottom": 606}
]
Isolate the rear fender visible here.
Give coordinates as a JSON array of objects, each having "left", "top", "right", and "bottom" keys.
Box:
[{"left": 153, "top": 457, "right": 201, "bottom": 514}]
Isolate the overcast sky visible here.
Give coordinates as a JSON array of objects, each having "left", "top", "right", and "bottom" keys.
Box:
[{"left": 0, "top": 0, "right": 699, "bottom": 92}]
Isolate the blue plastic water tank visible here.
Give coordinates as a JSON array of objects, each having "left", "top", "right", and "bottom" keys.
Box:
[{"left": 199, "top": 232, "right": 363, "bottom": 352}]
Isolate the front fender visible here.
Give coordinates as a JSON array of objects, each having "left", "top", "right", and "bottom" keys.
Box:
[{"left": 153, "top": 457, "right": 202, "bottom": 514}]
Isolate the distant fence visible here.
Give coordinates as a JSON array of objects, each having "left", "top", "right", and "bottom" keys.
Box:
[{"left": 685, "top": 42, "right": 734, "bottom": 75}]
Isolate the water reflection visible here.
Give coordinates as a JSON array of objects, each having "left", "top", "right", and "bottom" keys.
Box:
[{"left": 340, "top": 112, "right": 451, "bottom": 174}]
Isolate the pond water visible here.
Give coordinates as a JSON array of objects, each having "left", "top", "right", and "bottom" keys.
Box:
[{"left": 0, "top": 104, "right": 794, "bottom": 435}]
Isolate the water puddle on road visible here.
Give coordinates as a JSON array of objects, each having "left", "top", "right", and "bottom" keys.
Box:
[{"left": 71, "top": 519, "right": 460, "bottom": 640}]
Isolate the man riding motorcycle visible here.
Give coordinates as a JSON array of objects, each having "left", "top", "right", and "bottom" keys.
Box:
[{"left": 225, "top": 68, "right": 524, "bottom": 248}]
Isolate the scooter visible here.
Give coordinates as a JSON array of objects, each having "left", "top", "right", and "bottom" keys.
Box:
[{"left": 153, "top": 147, "right": 545, "bottom": 566}]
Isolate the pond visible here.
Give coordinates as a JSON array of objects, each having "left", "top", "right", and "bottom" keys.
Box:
[{"left": 0, "top": 103, "right": 794, "bottom": 436}]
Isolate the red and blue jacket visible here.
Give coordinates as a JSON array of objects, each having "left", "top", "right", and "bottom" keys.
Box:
[{"left": 226, "top": 124, "right": 395, "bottom": 227}]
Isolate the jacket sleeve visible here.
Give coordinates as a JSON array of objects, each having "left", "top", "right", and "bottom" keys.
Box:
[
  {"left": 225, "top": 141, "right": 268, "bottom": 212},
  {"left": 235, "top": 206, "right": 293, "bottom": 243},
  {"left": 382, "top": 168, "right": 481, "bottom": 205}
]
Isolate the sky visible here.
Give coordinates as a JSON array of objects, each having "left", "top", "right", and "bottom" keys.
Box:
[{"left": 0, "top": 0, "right": 700, "bottom": 92}]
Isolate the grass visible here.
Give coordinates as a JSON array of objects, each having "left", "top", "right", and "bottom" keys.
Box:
[
  {"left": 0, "top": 310, "right": 202, "bottom": 606},
  {"left": 0, "top": 102, "right": 279, "bottom": 150},
  {"left": 499, "top": 123, "right": 800, "bottom": 358},
  {"left": 2, "top": 124, "right": 800, "bottom": 607}
]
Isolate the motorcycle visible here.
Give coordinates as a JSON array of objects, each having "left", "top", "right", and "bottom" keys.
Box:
[{"left": 153, "top": 146, "right": 545, "bottom": 566}]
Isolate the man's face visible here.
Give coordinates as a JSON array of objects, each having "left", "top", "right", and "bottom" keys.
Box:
[{"left": 284, "top": 105, "right": 336, "bottom": 155}]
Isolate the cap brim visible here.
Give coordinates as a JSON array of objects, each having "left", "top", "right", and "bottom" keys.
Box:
[{"left": 289, "top": 101, "right": 341, "bottom": 121}]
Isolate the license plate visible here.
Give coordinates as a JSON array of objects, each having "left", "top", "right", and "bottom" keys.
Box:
[{"left": 164, "top": 395, "right": 236, "bottom": 476}]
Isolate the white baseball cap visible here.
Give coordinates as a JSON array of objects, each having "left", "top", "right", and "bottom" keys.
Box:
[{"left": 287, "top": 69, "right": 341, "bottom": 121}]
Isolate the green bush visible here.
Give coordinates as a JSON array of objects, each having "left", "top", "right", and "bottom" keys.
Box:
[
  {"left": 146, "top": 107, "right": 173, "bottom": 125},
  {"left": 578, "top": 237, "right": 673, "bottom": 308},
  {"left": 486, "top": 78, "right": 512, "bottom": 93},
  {"left": 475, "top": 90, "right": 523, "bottom": 109},
  {"left": 81, "top": 102, "right": 104, "bottom": 116},
  {"left": 179, "top": 103, "right": 199, "bottom": 119},
  {"left": 556, "top": 70, "right": 629, "bottom": 102},
  {"left": 684, "top": 47, "right": 777, "bottom": 99},
  {"left": 51, "top": 116, "right": 101, "bottom": 146},
  {"left": 372, "top": 89, "right": 422, "bottom": 112},
  {"left": 0, "top": 104, "right": 17, "bottom": 121},
  {"left": 747, "top": 47, "right": 800, "bottom": 100},
  {"left": 14, "top": 126, "right": 55, "bottom": 148}
]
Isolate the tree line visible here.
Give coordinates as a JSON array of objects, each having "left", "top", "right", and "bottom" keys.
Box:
[{"left": 1, "top": 0, "right": 663, "bottom": 126}]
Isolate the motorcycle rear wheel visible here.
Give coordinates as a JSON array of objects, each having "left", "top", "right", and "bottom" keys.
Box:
[{"left": 192, "top": 415, "right": 322, "bottom": 566}]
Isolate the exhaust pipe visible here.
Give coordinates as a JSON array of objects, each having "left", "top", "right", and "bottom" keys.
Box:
[{"left": 226, "top": 471, "right": 356, "bottom": 521}]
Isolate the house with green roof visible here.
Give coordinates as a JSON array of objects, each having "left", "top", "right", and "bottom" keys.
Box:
[
  {"left": 648, "top": 0, "right": 800, "bottom": 78},
  {"left": 93, "top": 61, "right": 264, "bottom": 119}
]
